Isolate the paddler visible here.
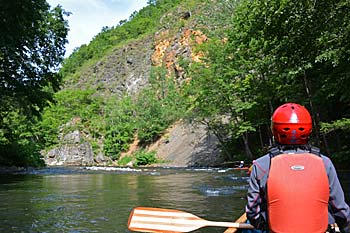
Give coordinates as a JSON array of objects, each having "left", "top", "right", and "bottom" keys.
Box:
[{"left": 245, "top": 103, "right": 350, "bottom": 233}]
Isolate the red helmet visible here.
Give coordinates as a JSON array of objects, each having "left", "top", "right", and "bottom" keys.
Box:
[{"left": 271, "top": 103, "right": 312, "bottom": 145}]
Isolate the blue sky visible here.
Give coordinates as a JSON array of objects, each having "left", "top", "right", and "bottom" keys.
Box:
[{"left": 47, "top": 0, "right": 149, "bottom": 57}]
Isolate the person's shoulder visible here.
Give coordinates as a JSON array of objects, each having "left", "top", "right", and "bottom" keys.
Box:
[
  {"left": 320, "top": 154, "right": 331, "bottom": 160},
  {"left": 254, "top": 153, "right": 270, "bottom": 163},
  {"left": 319, "top": 154, "right": 333, "bottom": 166},
  {"left": 252, "top": 153, "right": 271, "bottom": 169}
]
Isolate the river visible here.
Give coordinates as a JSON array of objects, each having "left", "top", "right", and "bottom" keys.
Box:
[{"left": 0, "top": 167, "right": 349, "bottom": 233}]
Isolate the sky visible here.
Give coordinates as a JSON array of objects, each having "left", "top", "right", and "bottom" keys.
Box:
[{"left": 47, "top": 0, "right": 149, "bottom": 57}]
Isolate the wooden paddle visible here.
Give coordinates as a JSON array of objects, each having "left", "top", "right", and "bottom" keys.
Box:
[{"left": 128, "top": 207, "right": 254, "bottom": 232}]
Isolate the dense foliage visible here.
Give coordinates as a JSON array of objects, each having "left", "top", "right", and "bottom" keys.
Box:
[
  {"left": 186, "top": 0, "right": 350, "bottom": 164},
  {"left": 0, "top": 0, "right": 68, "bottom": 166}
]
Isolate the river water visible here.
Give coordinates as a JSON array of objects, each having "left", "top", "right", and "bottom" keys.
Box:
[{"left": 0, "top": 167, "right": 349, "bottom": 233}]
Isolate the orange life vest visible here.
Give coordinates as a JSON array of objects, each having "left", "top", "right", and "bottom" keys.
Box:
[{"left": 267, "top": 153, "right": 329, "bottom": 233}]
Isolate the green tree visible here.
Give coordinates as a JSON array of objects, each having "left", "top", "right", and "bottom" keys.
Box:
[
  {"left": 0, "top": 0, "right": 68, "bottom": 165},
  {"left": 103, "top": 97, "right": 136, "bottom": 160},
  {"left": 186, "top": 40, "right": 259, "bottom": 160},
  {"left": 136, "top": 67, "right": 186, "bottom": 145},
  {"left": 188, "top": 0, "right": 350, "bottom": 162},
  {"left": 38, "top": 89, "right": 104, "bottom": 148},
  {"left": 227, "top": 0, "right": 350, "bottom": 155},
  {"left": 0, "top": 1, "right": 69, "bottom": 114}
]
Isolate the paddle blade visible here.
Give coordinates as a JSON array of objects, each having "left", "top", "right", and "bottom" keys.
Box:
[{"left": 128, "top": 207, "right": 208, "bottom": 232}]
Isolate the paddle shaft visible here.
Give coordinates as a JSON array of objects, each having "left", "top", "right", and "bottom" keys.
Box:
[
  {"left": 199, "top": 220, "right": 253, "bottom": 228},
  {"left": 224, "top": 213, "right": 248, "bottom": 233}
]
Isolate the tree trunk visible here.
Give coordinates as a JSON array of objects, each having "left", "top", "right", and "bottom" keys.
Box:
[
  {"left": 242, "top": 133, "right": 253, "bottom": 159},
  {"left": 258, "top": 126, "right": 264, "bottom": 148},
  {"left": 302, "top": 73, "right": 321, "bottom": 146}
]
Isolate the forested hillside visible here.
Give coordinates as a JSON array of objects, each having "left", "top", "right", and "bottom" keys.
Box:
[{"left": 1, "top": 0, "right": 350, "bottom": 168}]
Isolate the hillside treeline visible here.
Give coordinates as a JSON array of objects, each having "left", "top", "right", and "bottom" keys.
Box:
[{"left": 1, "top": 0, "right": 350, "bottom": 167}]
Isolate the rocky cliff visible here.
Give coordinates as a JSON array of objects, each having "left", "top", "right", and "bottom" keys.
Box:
[{"left": 44, "top": 2, "right": 224, "bottom": 167}]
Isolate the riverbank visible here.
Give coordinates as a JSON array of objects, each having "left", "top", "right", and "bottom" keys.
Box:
[{"left": 0, "top": 166, "right": 36, "bottom": 174}]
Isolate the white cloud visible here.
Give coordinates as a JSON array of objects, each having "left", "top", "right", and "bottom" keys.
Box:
[{"left": 47, "top": 0, "right": 149, "bottom": 57}]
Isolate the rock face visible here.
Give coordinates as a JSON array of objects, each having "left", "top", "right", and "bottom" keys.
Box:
[
  {"left": 44, "top": 121, "right": 222, "bottom": 167},
  {"left": 65, "top": 38, "right": 154, "bottom": 98},
  {"left": 42, "top": 29, "right": 219, "bottom": 167},
  {"left": 44, "top": 130, "right": 94, "bottom": 166},
  {"left": 45, "top": 142, "right": 93, "bottom": 166},
  {"left": 148, "top": 122, "right": 224, "bottom": 167}
]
